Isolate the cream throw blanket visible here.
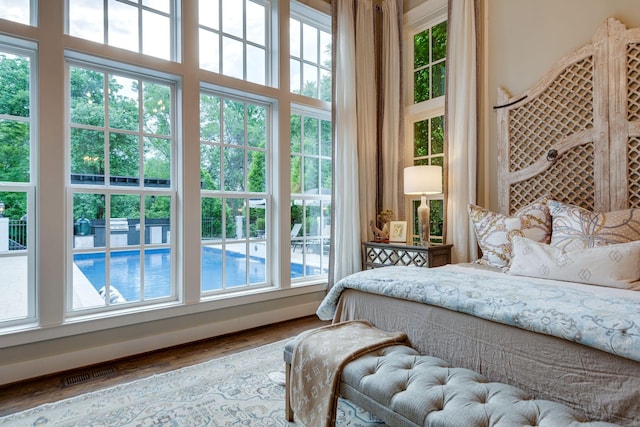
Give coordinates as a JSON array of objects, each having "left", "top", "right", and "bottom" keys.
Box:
[{"left": 290, "top": 320, "right": 408, "bottom": 427}]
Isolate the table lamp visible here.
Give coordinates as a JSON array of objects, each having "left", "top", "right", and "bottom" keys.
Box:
[{"left": 404, "top": 165, "right": 442, "bottom": 246}]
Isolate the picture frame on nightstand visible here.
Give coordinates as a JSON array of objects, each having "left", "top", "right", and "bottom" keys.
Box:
[{"left": 388, "top": 221, "right": 407, "bottom": 242}]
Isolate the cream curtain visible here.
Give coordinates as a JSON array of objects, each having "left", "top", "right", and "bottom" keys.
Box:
[
  {"left": 355, "top": 0, "right": 377, "bottom": 246},
  {"left": 330, "top": 0, "right": 403, "bottom": 285},
  {"left": 380, "top": 0, "right": 404, "bottom": 215},
  {"left": 330, "top": 0, "right": 361, "bottom": 284},
  {"left": 445, "top": 0, "right": 478, "bottom": 263}
]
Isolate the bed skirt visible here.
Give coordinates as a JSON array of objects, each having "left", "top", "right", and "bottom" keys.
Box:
[{"left": 333, "top": 289, "right": 640, "bottom": 426}]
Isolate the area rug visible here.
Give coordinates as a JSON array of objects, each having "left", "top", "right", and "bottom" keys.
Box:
[{"left": 0, "top": 340, "right": 383, "bottom": 426}]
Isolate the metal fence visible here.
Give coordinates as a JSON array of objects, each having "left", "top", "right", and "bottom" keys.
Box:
[
  {"left": 9, "top": 220, "right": 27, "bottom": 250},
  {"left": 8, "top": 217, "right": 247, "bottom": 249},
  {"left": 202, "top": 217, "right": 220, "bottom": 240}
]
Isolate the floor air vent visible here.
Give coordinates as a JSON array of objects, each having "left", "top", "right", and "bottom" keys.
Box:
[{"left": 63, "top": 366, "right": 117, "bottom": 387}]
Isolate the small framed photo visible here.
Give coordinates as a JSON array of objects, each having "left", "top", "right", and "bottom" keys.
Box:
[{"left": 388, "top": 221, "right": 407, "bottom": 242}]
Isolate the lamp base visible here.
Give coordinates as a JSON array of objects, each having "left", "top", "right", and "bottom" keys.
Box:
[{"left": 417, "top": 196, "right": 430, "bottom": 247}]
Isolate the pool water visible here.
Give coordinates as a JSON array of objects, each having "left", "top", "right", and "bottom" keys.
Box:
[{"left": 73, "top": 247, "right": 318, "bottom": 302}]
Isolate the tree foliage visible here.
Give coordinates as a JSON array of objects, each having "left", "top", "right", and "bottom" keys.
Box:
[
  {"left": 199, "top": 95, "right": 270, "bottom": 238},
  {"left": 0, "top": 54, "right": 330, "bottom": 238},
  {"left": 0, "top": 54, "right": 31, "bottom": 218},
  {"left": 68, "top": 66, "right": 173, "bottom": 220},
  {"left": 413, "top": 20, "right": 447, "bottom": 104}
]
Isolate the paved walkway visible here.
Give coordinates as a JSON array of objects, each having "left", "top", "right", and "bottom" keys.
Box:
[
  {"left": 0, "top": 254, "right": 104, "bottom": 321},
  {"left": 0, "top": 255, "right": 28, "bottom": 320}
]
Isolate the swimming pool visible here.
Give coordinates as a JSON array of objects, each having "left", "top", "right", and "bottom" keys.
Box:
[{"left": 73, "top": 247, "right": 320, "bottom": 301}]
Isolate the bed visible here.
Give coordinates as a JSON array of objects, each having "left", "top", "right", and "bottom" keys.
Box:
[{"left": 317, "top": 17, "right": 640, "bottom": 426}]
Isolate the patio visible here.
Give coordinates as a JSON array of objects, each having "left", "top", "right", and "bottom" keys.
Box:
[{"left": 0, "top": 254, "right": 105, "bottom": 321}]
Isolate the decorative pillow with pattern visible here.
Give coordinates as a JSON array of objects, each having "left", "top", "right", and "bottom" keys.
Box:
[
  {"left": 508, "top": 236, "right": 640, "bottom": 289},
  {"left": 548, "top": 200, "right": 640, "bottom": 252},
  {"left": 468, "top": 197, "right": 551, "bottom": 268}
]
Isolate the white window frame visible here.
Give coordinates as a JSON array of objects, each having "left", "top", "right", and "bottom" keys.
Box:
[
  {"left": 66, "top": 56, "right": 179, "bottom": 316},
  {"left": 288, "top": 0, "right": 331, "bottom": 283},
  {"left": 199, "top": 88, "right": 273, "bottom": 297},
  {"left": 0, "top": 0, "right": 332, "bottom": 354},
  {"left": 198, "top": 0, "right": 272, "bottom": 85},
  {"left": 289, "top": 0, "right": 331, "bottom": 101},
  {"left": 0, "top": 36, "right": 38, "bottom": 329},
  {"left": 289, "top": 105, "right": 331, "bottom": 283}
]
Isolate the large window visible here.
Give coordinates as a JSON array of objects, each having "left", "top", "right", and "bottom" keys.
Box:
[
  {"left": 0, "top": 42, "right": 35, "bottom": 326},
  {"left": 68, "top": 63, "right": 176, "bottom": 313},
  {"left": 289, "top": 2, "right": 331, "bottom": 280},
  {"left": 290, "top": 6, "right": 331, "bottom": 101},
  {"left": 290, "top": 111, "right": 331, "bottom": 279},
  {"left": 199, "top": 0, "right": 270, "bottom": 85},
  {"left": 405, "top": 4, "right": 447, "bottom": 244},
  {"left": 0, "top": 0, "right": 331, "bottom": 334},
  {"left": 200, "top": 93, "right": 269, "bottom": 294}
]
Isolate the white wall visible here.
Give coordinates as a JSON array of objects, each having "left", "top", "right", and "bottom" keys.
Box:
[{"left": 480, "top": 0, "right": 640, "bottom": 210}]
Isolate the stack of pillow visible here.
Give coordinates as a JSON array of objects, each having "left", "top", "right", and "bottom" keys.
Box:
[{"left": 468, "top": 197, "right": 640, "bottom": 289}]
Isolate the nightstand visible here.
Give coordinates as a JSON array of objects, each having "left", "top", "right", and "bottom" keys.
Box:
[{"left": 362, "top": 241, "right": 452, "bottom": 270}]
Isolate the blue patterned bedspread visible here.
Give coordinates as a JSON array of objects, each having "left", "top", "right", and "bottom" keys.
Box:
[{"left": 316, "top": 265, "right": 640, "bottom": 362}]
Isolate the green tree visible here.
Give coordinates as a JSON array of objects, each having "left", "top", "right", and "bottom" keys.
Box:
[
  {"left": 0, "top": 54, "right": 31, "bottom": 218},
  {"left": 68, "top": 67, "right": 175, "bottom": 221},
  {"left": 290, "top": 114, "right": 302, "bottom": 194},
  {"left": 246, "top": 103, "right": 266, "bottom": 194},
  {"left": 0, "top": 54, "right": 30, "bottom": 189},
  {"left": 200, "top": 94, "right": 221, "bottom": 191},
  {"left": 413, "top": 21, "right": 447, "bottom": 104},
  {"left": 247, "top": 151, "right": 265, "bottom": 193},
  {"left": 142, "top": 81, "right": 171, "bottom": 136},
  {"left": 73, "top": 193, "right": 104, "bottom": 220},
  {"left": 0, "top": 191, "right": 26, "bottom": 220},
  {"left": 70, "top": 66, "right": 105, "bottom": 127},
  {"left": 145, "top": 195, "right": 170, "bottom": 219},
  {"left": 223, "top": 99, "right": 247, "bottom": 191},
  {"left": 0, "top": 121, "right": 29, "bottom": 183},
  {"left": 0, "top": 54, "right": 30, "bottom": 118}
]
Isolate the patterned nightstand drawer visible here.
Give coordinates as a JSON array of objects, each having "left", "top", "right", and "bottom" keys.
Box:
[{"left": 362, "top": 242, "right": 452, "bottom": 270}]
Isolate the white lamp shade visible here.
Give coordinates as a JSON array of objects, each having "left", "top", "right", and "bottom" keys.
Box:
[{"left": 404, "top": 165, "right": 443, "bottom": 195}]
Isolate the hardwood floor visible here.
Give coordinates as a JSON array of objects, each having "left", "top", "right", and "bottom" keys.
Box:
[{"left": 0, "top": 315, "right": 328, "bottom": 417}]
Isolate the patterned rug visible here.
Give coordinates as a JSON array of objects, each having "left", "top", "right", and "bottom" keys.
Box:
[{"left": 0, "top": 340, "right": 383, "bottom": 426}]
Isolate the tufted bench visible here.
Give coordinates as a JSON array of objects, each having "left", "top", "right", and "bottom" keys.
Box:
[{"left": 284, "top": 338, "right": 621, "bottom": 426}]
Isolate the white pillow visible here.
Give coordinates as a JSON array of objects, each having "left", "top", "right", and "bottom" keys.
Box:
[{"left": 507, "top": 236, "right": 640, "bottom": 289}]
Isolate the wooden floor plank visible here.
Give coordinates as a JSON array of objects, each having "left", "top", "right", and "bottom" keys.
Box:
[{"left": 0, "top": 315, "right": 328, "bottom": 416}]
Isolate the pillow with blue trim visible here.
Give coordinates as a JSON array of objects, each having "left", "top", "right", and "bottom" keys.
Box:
[{"left": 508, "top": 236, "right": 640, "bottom": 289}]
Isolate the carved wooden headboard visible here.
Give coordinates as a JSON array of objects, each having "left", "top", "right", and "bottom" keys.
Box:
[{"left": 497, "top": 17, "right": 640, "bottom": 215}]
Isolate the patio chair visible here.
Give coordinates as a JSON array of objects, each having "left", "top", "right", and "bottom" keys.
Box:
[{"left": 290, "top": 223, "right": 303, "bottom": 252}]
